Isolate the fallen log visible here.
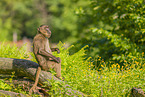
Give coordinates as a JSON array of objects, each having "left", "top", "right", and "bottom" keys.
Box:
[
  {"left": 0, "top": 58, "right": 84, "bottom": 96},
  {"left": 130, "top": 87, "right": 145, "bottom": 97},
  {"left": 0, "top": 90, "right": 27, "bottom": 97},
  {"left": 0, "top": 76, "right": 50, "bottom": 96},
  {"left": 0, "top": 58, "right": 59, "bottom": 84}
]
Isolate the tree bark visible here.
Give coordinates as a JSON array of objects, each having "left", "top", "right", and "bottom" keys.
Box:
[
  {"left": 130, "top": 87, "right": 145, "bottom": 97},
  {"left": 0, "top": 58, "right": 84, "bottom": 96},
  {"left": 0, "top": 58, "right": 60, "bottom": 84},
  {"left": 0, "top": 90, "right": 26, "bottom": 97}
]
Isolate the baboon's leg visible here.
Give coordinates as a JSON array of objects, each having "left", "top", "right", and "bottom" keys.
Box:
[
  {"left": 47, "top": 61, "right": 61, "bottom": 78},
  {"left": 29, "top": 66, "right": 41, "bottom": 94},
  {"left": 54, "top": 62, "right": 61, "bottom": 78}
]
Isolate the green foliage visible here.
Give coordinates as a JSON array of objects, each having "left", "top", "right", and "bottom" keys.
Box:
[
  {"left": 44, "top": 42, "right": 145, "bottom": 96},
  {"left": 0, "top": 42, "right": 29, "bottom": 59},
  {"left": 0, "top": 0, "right": 41, "bottom": 40},
  {"left": 0, "top": 80, "right": 12, "bottom": 90},
  {"left": 0, "top": 0, "right": 89, "bottom": 42},
  {"left": 0, "top": 72, "right": 28, "bottom": 95},
  {"left": 1, "top": 0, "right": 145, "bottom": 65},
  {"left": 72, "top": 0, "right": 145, "bottom": 64},
  {"left": 0, "top": 42, "right": 144, "bottom": 96},
  {"left": 47, "top": 0, "right": 90, "bottom": 42}
]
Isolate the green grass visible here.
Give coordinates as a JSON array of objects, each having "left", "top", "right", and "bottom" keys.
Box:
[{"left": 0, "top": 42, "right": 144, "bottom": 96}]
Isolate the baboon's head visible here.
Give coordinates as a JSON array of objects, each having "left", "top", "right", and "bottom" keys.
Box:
[{"left": 37, "top": 25, "right": 51, "bottom": 38}]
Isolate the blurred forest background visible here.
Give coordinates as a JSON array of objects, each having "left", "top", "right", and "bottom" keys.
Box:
[{"left": 0, "top": 0, "right": 145, "bottom": 64}]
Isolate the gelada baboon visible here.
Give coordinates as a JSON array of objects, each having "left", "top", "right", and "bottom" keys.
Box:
[{"left": 29, "top": 25, "right": 61, "bottom": 93}]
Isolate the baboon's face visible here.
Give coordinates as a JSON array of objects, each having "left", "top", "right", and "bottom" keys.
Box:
[{"left": 38, "top": 25, "right": 51, "bottom": 38}]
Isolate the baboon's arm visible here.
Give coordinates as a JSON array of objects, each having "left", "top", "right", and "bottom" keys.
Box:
[
  {"left": 51, "top": 48, "right": 60, "bottom": 53},
  {"left": 38, "top": 48, "right": 60, "bottom": 63}
]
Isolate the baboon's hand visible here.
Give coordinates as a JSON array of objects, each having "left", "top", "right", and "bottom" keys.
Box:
[
  {"left": 56, "top": 48, "right": 60, "bottom": 54},
  {"left": 56, "top": 57, "right": 61, "bottom": 63}
]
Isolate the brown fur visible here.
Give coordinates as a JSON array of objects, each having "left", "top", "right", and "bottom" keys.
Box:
[{"left": 29, "top": 25, "right": 61, "bottom": 94}]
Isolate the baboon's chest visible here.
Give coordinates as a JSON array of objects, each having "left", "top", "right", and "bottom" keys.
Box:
[{"left": 45, "top": 39, "right": 52, "bottom": 54}]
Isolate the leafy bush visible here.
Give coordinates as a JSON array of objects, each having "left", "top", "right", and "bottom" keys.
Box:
[
  {"left": 0, "top": 42, "right": 144, "bottom": 96},
  {"left": 44, "top": 42, "right": 145, "bottom": 96},
  {"left": 73, "top": 0, "right": 145, "bottom": 64},
  {"left": 0, "top": 42, "right": 29, "bottom": 59}
]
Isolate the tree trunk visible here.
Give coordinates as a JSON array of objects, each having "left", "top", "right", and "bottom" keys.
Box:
[{"left": 0, "top": 58, "right": 84, "bottom": 96}]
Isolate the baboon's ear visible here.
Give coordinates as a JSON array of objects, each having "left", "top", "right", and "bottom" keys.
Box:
[{"left": 37, "top": 27, "right": 40, "bottom": 31}]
